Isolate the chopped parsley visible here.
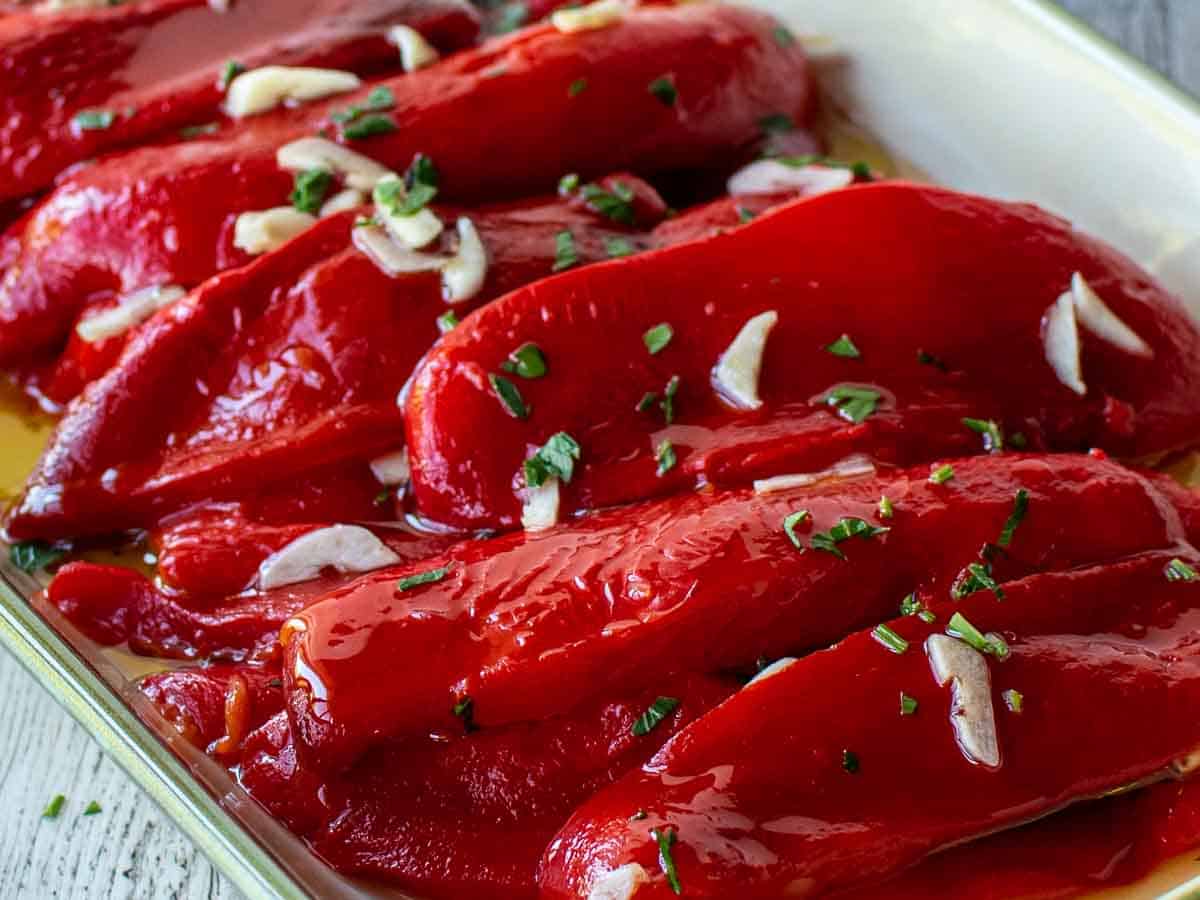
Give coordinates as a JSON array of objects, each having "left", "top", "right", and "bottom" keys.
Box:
[
  {"left": 42, "top": 795, "right": 65, "bottom": 819},
  {"left": 636, "top": 392, "right": 658, "bottom": 413},
  {"left": 10, "top": 541, "right": 65, "bottom": 574},
  {"left": 841, "top": 749, "right": 860, "bottom": 774},
  {"left": 568, "top": 77, "right": 588, "bottom": 97},
  {"left": 73, "top": 109, "right": 115, "bottom": 131},
  {"left": 603, "top": 236, "right": 636, "bottom": 258},
  {"left": 759, "top": 113, "right": 794, "bottom": 134},
  {"left": 437, "top": 310, "right": 459, "bottom": 334},
  {"left": 929, "top": 463, "right": 955, "bottom": 485},
  {"left": 878, "top": 495, "right": 894, "bottom": 520},
  {"left": 643, "top": 322, "right": 674, "bottom": 354},
  {"left": 810, "top": 517, "right": 889, "bottom": 560},
  {"left": 647, "top": 75, "right": 678, "bottom": 106},
  {"left": 558, "top": 172, "right": 580, "bottom": 194},
  {"left": 524, "top": 432, "right": 581, "bottom": 487},
  {"left": 951, "top": 561, "right": 1005, "bottom": 601},
  {"left": 820, "top": 384, "right": 880, "bottom": 424},
  {"left": 1166, "top": 557, "right": 1199, "bottom": 582},
  {"left": 826, "top": 334, "right": 861, "bottom": 359},
  {"left": 502, "top": 342, "right": 547, "bottom": 379},
  {"left": 997, "top": 489, "right": 1029, "bottom": 548},
  {"left": 917, "top": 348, "right": 948, "bottom": 371},
  {"left": 342, "top": 114, "right": 397, "bottom": 140},
  {"left": 178, "top": 122, "right": 219, "bottom": 139},
  {"left": 397, "top": 566, "right": 450, "bottom": 591},
  {"left": 290, "top": 169, "right": 333, "bottom": 214},
  {"left": 219, "top": 60, "right": 245, "bottom": 91},
  {"left": 900, "top": 692, "right": 918, "bottom": 716},
  {"left": 655, "top": 440, "right": 677, "bottom": 476},
  {"left": 452, "top": 695, "right": 478, "bottom": 732},
  {"left": 1003, "top": 689, "right": 1024, "bottom": 713},
  {"left": 82, "top": 801, "right": 102, "bottom": 816},
  {"left": 737, "top": 205, "right": 756, "bottom": 223},
  {"left": 900, "top": 593, "right": 936, "bottom": 624},
  {"left": 660, "top": 375, "right": 680, "bottom": 425},
  {"left": 373, "top": 488, "right": 393, "bottom": 507},
  {"left": 963, "top": 417, "right": 1004, "bottom": 453},
  {"left": 772, "top": 25, "right": 796, "bottom": 46},
  {"left": 488, "top": 373, "right": 528, "bottom": 418},
  {"left": 947, "top": 611, "right": 1010, "bottom": 659},
  {"left": 651, "top": 826, "right": 682, "bottom": 895},
  {"left": 552, "top": 229, "right": 579, "bottom": 272},
  {"left": 494, "top": 1, "right": 528, "bottom": 33},
  {"left": 631, "top": 696, "right": 680, "bottom": 736},
  {"left": 332, "top": 85, "right": 396, "bottom": 123},
  {"left": 581, "top": 180, "right": 636, "bottom": 224},
  {"left": 782, "top": 510, "right": 810, "bottom": 550},
  {"left": 1009, "top": 432, "right": 1029, "bottom": 449},
  {"left": 872, "top": 623, "right": 908, "bottom": 654}
]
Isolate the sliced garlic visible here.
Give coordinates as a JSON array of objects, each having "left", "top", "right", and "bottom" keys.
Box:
[
  {"left": 36, "top": 0, "right": 112, "bottom": 10},
  {"left": 352, "top": 224, "right": 445, "bottom": 276},
  {"left": 225, "top": 66, "right": 361, "bottom": 118},
  {"left": 76, "top": 285, "right": 186, "bottom": 343},
  {"left": 551, "top": 0, "right": 626, "bottom": 33},
  {"left": 370, "top": 448, "right": 410, "bottom": 487},
  {"left": 727, "top": 160, "right": 854, "bottom": 198},
  {"left": 256, "top": 525, "right": 401, "bottom": 590},
  {"left": 276, "top": 137, "right": 393, "bottom": 193},
  {"left": 926, "top": 634, "right": 1000, "bottom": 768},
  {"left": 745, "top": 657, "right": 797, "bottom": 687},
  {"left": 1070, "top": 272, "right": 1153, "bottom": 358},
  {"left": 319, "top": 188, "right": 365, "bottom": 218},
  {"left": 233, "top": 207, "right": 316, "bottom": 256},
  {"left": 752, "top": 454, "right": 876, "bottom": 495},
  {"left": 389, "top": 25, "right": 440, "bottom": 72},
  {"left": 588, "top": 863, "right": 649, "bottom": 900},
  {"left": 712, "top": 310, "right": 778, "bottom": 410},
  {"left": 374, "top": 173, "right": 444, "bottom": 249},
  {"left": 1041, "top": 292, "right": 1086, "bottom": 396},
  {"left": 521, "top": 478, "right": 560, "bottom": 531},
  {"left": 441, "top": 217, "right": 488, "bottom": 303}
]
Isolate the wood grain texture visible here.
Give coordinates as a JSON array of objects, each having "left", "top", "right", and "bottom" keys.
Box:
[{"left": 0, "top": 2, "right": 1194, "bottom": 898}]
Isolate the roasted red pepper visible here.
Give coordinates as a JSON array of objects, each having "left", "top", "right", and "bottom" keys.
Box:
[
  {"left": 0, "top": 3, "right": 811, "bottom": 368},
  {"left": 406, "top": 181, "right": 1200, "bottom": 530},
  {"left": 0, "top": 0, "right": 480, "bottom": 203},
  {"left": 280, "top": 453, "right": 1200, "bottom": 771},
  {"left": 538, "top": 549, "right": 1200, "bottom": 898}
]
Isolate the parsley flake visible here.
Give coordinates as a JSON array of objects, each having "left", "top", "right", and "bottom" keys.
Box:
[
  {"left": 636, "top": 392, "right": 658, "bottom": 413},
  {"left": 878, "top": 495, "right": 894, "bottom": 519},
  {"left": 502, "top": 342, "right": 547, "bottom": 379},
  {"left": 397, "top": 566, "right": 450, "bottom": 591},
  {"left": 581, "top": 180, "right": 636, "bottom": 224},
  {"left": 437, "top": 310, "right": 459, "bottom": 334},
  {"left": 947, "top": 611, "right": 1010, "bottom": 659},
  {"left": 558, "top": 172, "right": 580, "bottom": 194},
  {"left": 820, "top": 384, "right": 880, "bottom": 424},
  {"left": 290, "top": 169, "right": 333, "bottom": 214},
  {"left": 1003, "top": 689, "right": 1024, "bottom": 713},
  {"left": 782, "top": 510, "right": 810, "bottom": 550},
  {"left": 1166, "top": 558, "right": 1199, "bottom": 582},
  {"left": 73, "top": 109, "right": 115, "bottom": 131},
  {"left": 826, "top": 334, "right": 861, "bottom": 359},
  {"left": 872, "top": 623, "right": 909, "bottom": 654},
  {"left": 660, "top": 374, "right": 680, "bottom": 425},
  {"left": 568, "top": 77, "right": 588, "bottom": 97},
  {"left": 951, "top": 561, "right": 1005, "bottom": 601},
  {"left": 343, "top": 114, "right": 397, "bottom": 140},
  {"left": 652, "top": 827, "right": 682, "bottom": 895},
  {"left": 759, "top": 113, "right": 794, "bottom": 134},
  {"left": 219, "top": 60, "right": 245, "bottom": 91},
  {"left": 917, "top": 348, "right": 948, "bottom": 371},
  {"left": 82, "top": 801, "right": 102, "bottom": 816},
  {"left": 963, "top": 417, "right": 1004, "bottom": 453},
  {"left": 648, "top": 75, "right": 678, "bottom": 106},
  {"left": 632, "top": 696, "right": 679, "bottom": 736},
  {"left": 643, "top": 322, "right": 674, "bottom": 354},
  {"left": 655, "top": 440, "right": 677, "bottom": 476},
  {"left": 42, "top": 795, "right": 65, "bottom": 819},
  {"left": 997, "top": 489, "right": 1029, "bottom": 548},
  {"left": 553, "top": 229, "right": 579, "bottom": 272},
  {"left": 524, "top": 432, "right": 581, "bottom": 488},
  {"left": 10, "top": 541, "right": 65, "bottom": 574},
  {"left": 929, "top": 463, "right": 955, "bottom": 485},
  {"left": 772, "top": 25, "right": 796, "bottom": 46},
  {"left": 452, "top": 695, "right": 478, "bottom": 732},
  {"left": 603, "top": 236, "right": 636, "bottom": 258},
  {"left": 488, "top": 373, "right": 528, "bottom": 418},
  {"left": 810, "top": 517, "right": 889, "bottom": 559},
  {"left": 900, "top": 692, "right": 918, "bottom": 716},
  {"left": 842, "top": 749, "right": 860, "bottom": 774},
  {"left": 900, "top": 593, "right": 936, "bottom": 624}
]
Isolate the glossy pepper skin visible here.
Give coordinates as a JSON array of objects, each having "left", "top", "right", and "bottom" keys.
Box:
[
  {"left": 0, "top": 0, "right": 480, "bottom": 204},
  {"left": 279, "top": 453, "right": 1200, "bottom": 772},
  {"left": 406, "top": 181, "right": 1200, "bottom": 531},
  {"left": 539, "top": 550, "right": 1200, "bottom": 899},
  {"left": 4, "top": 184, "right": 796, "bottom": 543},
  {"left": 0, "top": 3, "right": 812, "bottom": 368}
]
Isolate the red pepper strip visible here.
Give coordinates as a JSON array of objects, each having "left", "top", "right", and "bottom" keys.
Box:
[
  {"left": 538, "top": 549, "right": 1200, "bottom": 899},
  {"left": 0, "top": 3, "right": 811, "bottom": 368},
  {"left": 5, "top": 185, "right": 799, "bottom": 543},
  {"left": 279, "top": 453, "right": 1200, "bottom": 771},
  {"left": 405, "top": 181, "right": 1200, "bottom": 530},
  {"left": 0, "top": 0, "right": 480, "bottom": 205},
  {"left": 239, "top": 675, "right": 736, "bottom": 898},
  {"left": 140, "top": 663, "right": 283, "bottom": 755}
]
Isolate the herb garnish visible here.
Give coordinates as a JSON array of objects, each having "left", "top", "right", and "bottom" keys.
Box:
[
  {"left": 997, "top": 489, "right": 1029, "bottom": 548},
  {"left": 10, "top": 541, "right": 65, "bottom": 574},
  {"left": 42, "top": 795, "right": 65, "bottom": 819},
  {"left": 603, "top": 236, "right": 636, "bottom": 258},
  {"left": 655, "top": 440, "right": 677, "bottom": 476},
  {"left": 331, "top": 85, "right": 396, "bottom": 123},
  {"left": 437, "top": 310, "right": 459, "bottom": 334},
  {"left": 900, "top": 692, "right": 918, "bottom": 716},
  {"left": 452, "top": 695, "right": 478, "bottom": 732},
  {"left": 929, "top": 463, "right": 955, "bottom": 485},
  {"left": 1003, "top": 689, "right": 1024, "bottom": 713},
  {"left": 951, "top": 561, "right": 1005, "bottom": 601},
  {"left": 502, "top": 342, "right": 547, "bottom": 379},
  {"left": 772, "top": 25, "right": 795, "bottom": 46},
  {"left": 652, "top": 826, "right": 682, "bottom": 894},
  {"left": 900, "top": 593, "right": 936, "bottom": 624},
  {"left": 632, "top": 697, "right": 680, "bottom": 736},
  {"left": 872, "top": 624, "right": 909, "bottom": 654},
  {"left": 397, "top": 566, "right": 450, "bottom": 591},
  {"left": 558, "top": 172, "right": 580, "bottom": 194},
  {"left": 643, "top": 322, "right": 673, "bottom": 354},
  {"left": 581, "top": 180, "right": 636, "bottom": 224},
  {"left": 810, "top": 517, "right": 889, "bottom": 560},
  {"left": 494, "top": 2, "right": 528, "bottom": 33},
  {"left": 841, "top": 750, "right": 860, "bottom": 774},
  {"left": 290, "top": 169, "right": 333, "bottom": 214},
  {"left": 782, "top": 510, "right": 810, "bottom": 550},
  {"left": 647, "top": 75, "right": 678, "bottom": 106},
  {"left": 826, "top": 334, "right": 861, "bottom": 359},
  {"left": 1166, "top": 558, "right": 1199, "bottom": 582},
  {"left": 963, "top": 417, "right": 1004, "bottom": 453},
  {"left": 179, "top": 122, "right": 219, "bottom": 139},
  {"left": 820, "top": 385, "right": 880, "bottom": 424},
  {"left": 917, "top": 348, "right": 948, "bottom": 371},
  {"left": 524, "top": 432, "right": 581, "bottom": 488},
  {"left": 737, "top": 206, "right": 756, "bottom": 223},
  {"left": 488, "top": 373, "right": 528, "bottom": 418},
  {"left": 947, "top": 611, "right": 1010, "bottom": 659},
  {"left": 552, "top": 229, "right": 580, "bottom": 272},
  {"left": 374, "top": 488, "right": 393, "bottom": 507},
  {"left": 82, "top": 801, "right": 102, "bottom": 816},
  {"left": 878, "top": 495, "right": 894, "bottom": 519},
  {"left": 660, "top": 375, "right": 680, "bottom": 425},
  {"left": 342, "top": 114, "right": 397, "bottom": 140},
  {"left": 568, "top": 77, "right": 588, "bottom": 97},
  {"left": 636, "top": 392, "right": 657, "bottom": 413},
  {"left": 73, "top": 109, "right": 115, "bottom": 131},
  {"left": 759, "top": 113, "right": 794, "bottom": 134},
  {"left": 219, "top": 60, "right": 245, "bottom": 91}
]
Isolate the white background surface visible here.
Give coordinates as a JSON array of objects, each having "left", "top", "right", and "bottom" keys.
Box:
[{"left": 0, "top": 2, "right": 1195, "bottom": 897}]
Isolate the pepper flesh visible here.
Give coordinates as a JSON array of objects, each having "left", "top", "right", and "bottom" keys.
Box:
[
  {"left": 406, "top": 181, "right": 1200, "bottom": 530},
  {"left": 280, "top": 453, "right": 1200, "bottom": 771},
  {"left": 539, "top": 550, "right": 1200, "bottom": 898},
  {"left": 0, "top": 3, "right": 812, "bottom": 367}
]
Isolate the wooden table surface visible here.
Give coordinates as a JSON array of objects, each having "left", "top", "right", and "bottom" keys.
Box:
[{"left": 0, "top": 2, "right": 1196, "bottom": 898}]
